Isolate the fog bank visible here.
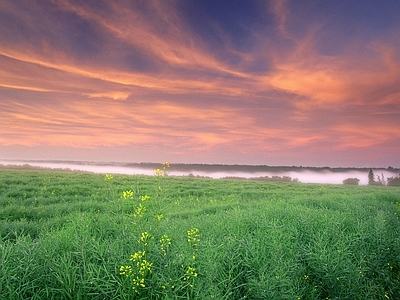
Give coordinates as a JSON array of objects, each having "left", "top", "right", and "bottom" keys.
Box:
[{"left": 1, "top": 160, "right": 398, "bottom": 185}]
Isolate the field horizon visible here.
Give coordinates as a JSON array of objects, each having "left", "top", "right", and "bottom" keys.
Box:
[{"left": 1, "top": 159, "right": 399, "bottom": 185}]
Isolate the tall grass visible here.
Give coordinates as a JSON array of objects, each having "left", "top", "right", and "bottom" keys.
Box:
[{"left": 0, "top": 169, "right": 399, "bottom": 299}]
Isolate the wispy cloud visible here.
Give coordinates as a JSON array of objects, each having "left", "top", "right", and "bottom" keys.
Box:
[{"left": 268, "top": 0, "right": 290, "bottom": 35}]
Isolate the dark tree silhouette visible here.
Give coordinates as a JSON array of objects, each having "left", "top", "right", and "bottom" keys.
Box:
[{"left": 368, "top": 168, "right": 375, "bottom": 185}]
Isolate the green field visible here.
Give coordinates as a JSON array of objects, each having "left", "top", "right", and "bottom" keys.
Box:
[{"left": 0, "top": 168, "right": 399, "bottom": 299}]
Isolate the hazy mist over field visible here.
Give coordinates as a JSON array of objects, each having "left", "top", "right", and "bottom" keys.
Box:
[{"left": 1, "top": 160, "right": 398, "bottom": 185}]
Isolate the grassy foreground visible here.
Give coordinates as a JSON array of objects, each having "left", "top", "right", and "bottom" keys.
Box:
[{"left": 0, "top": 168, "right": 399, "bottom": 300}]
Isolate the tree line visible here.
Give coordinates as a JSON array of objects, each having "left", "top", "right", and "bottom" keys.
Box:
[{"left": 343, "top": 169, "right": 400, "bottom": 186}]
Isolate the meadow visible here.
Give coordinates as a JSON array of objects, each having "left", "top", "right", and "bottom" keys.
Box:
[{"left": 0, "top": 167, "right": 399, "bottom": 299}]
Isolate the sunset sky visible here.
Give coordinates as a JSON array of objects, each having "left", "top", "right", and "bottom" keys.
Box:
[{"left": 1, "top": 0, "right": 400, "bottom": 167}]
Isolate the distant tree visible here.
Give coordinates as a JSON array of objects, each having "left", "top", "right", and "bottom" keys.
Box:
[
  {"left": 368, "top": 168, "right": 375, "bottom": 185},
  {"left": 343, "top": 178, "right": 360, "bottom": 185},
  {"left": 376, "top": 173, "right": 386, "bottom": 186}
]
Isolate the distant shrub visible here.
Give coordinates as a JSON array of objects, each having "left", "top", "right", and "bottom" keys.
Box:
[
  {"left": 343, "top": 178, "right": 360, "bottom": 185},
  {"left": 387, "top": 176, "right": 400, "bottom": 187},
  {"left": 252, "top": 175, "right": 296, "bottom": 182}
]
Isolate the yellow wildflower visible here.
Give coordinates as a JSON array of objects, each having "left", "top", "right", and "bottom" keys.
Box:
[
  {"left": 122, "top": 190, "right": 134, "bottom": 199},
  {"left": 141, "top": 195, "right": 150, "bottom": 201},
  {"left": 104, "top": 174, "right": 113, "bottom": 180}
]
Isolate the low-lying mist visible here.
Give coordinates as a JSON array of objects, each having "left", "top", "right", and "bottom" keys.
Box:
[
  {"left": 168, "top": 169, "right": 396, "bottom": 185},
  {"left": 1, "top": 160, "right": 398, "bottom": 185}
]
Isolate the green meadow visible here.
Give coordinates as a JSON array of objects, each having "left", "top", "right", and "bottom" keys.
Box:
[{"left": 0, "top": 168, "right": 399, "bottom": 299}]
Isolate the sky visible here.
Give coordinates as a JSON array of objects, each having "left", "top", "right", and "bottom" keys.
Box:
[{"left": 1, "top": 0, "right": 400, "bottom": 167}]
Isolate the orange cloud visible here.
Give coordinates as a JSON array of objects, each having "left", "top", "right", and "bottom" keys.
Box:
[
  {"left": 88, "top": 92, "right": 130, "bottom": 101},
  {"left": 332, "top": 121, "right": 400, "bottom": 150},
  {"left": 2, "top": 92, "right": 328, "bottom": 156},
  {"left": 258, "top": 33, "right": 400, "bottom": 121}
]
